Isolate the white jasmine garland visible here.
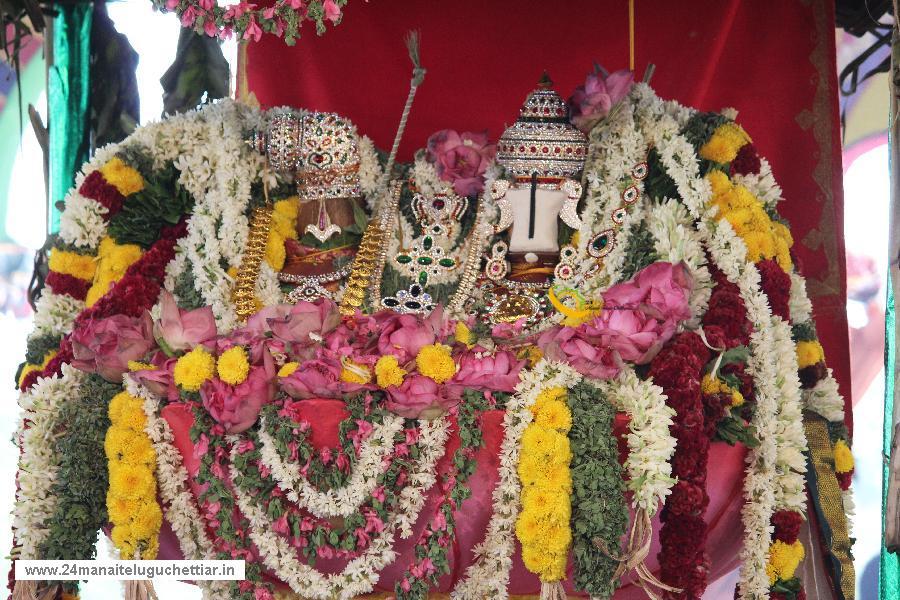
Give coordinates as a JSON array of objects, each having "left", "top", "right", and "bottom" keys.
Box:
[
  {"left": 12, "top": 365, "right": 85, "bottom": 559},
  {"left": 255, "top": 262, "right": 284, "bottom": 308},
  {"left": 788, "top": 271, "right": 814, "bottom": 324},
  {"left": 358, "top": 135, "right": 384, "bottom": 212},
  {"left": 598, "top": 366, "right": 676, "bottom": 514},
  {"left": 31, "top": 291, "right": 85, "bottom": 338},
  {"left": 802, "top": 372, "right": 845, "bottom": 423},
  {"left": 257, "top": 414, "right": 405, "bottom": 519},
  {"left": 231, "top": 417, "right": 450, "bottom": 599},
  {"left": 451, "top": 359, "right": 581, "bottom": 599},
  {"left": 58, "top": 191, "right": 108, "bottom": 251},
  {"left": 733, "top": 157, "right": 783, "bottom": 211}
]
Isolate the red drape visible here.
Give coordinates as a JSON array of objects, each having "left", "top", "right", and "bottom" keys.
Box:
[{"left": 246, "top": 1, "right": 850, "bottom": 421}]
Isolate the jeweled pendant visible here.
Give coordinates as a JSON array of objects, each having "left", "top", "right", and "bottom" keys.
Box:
[{"left": 306, "top": 198, "right": 341, "bottom": 243}]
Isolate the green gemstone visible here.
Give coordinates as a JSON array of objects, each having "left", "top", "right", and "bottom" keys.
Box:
[
  {"left": 423, "top": 236, "right": 433, "bottom": 250},
  {"left": 396, "top": 255, "right": 412, "bottom": 264},
  {"left": 417, "top": 257, "right": 433, "bottom": 265},
  {"left": 593, "top": 235, "right": 609, "bottom": 249},
  {"left": 438, "top": 258, "right": 455, "bottom": 268},
  {"left": 418, "top": 272, "right": 428, "bottom": 285}
]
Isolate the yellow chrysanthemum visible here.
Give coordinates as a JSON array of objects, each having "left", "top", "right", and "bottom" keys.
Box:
[
  {"left": 108, "top": 391, "right": 141, "bottom": 424},
  {"left": 543, "top": 521, "right": 574, "bottom": 554},
  {"left": 699, "top": 122, "right": 751, "bottom": 163},
  {"left": 522, "top": 486, "right": 569, "bottom": 519},
  {"left": 265, "top": 230, "right": 287, "bottom": 271},
  {"left": 272, "top": 198, "right": 300, "bottom": 240},
  {"left": 521, "top": 427, "right": 571, "bottom": 464},
  {"left": 110, "top": 522, "right": 136, "bottom": 555},
  {"left": 834, "top": 439, "right": 854, "bottom": 474},
  {"left": 107, "top": 491, "right": 140, "bottom": 524},
  {"left": 532, "top": 399, "right": 572, "bottom": 434},
  {"left": 217, "top": 346, "right": 250, "bottom": 385},
  {"left": 415, "top": 343, "right": 457, "bottom": 384},
  {"left": 518, "top": 452, "right": 572, "bottom": 491},
  {"left": 99, "top": 157, "right": 145, "bottom": 196},
  {"left": 515, "top": 511, "right": 543, "bottom": 544},
  {"left": 340, "top": 358, "right": 371, "bottom": 385},
  {"left": 278, "top": 362, "right": 299, "bottom": 377},
  {"left": 109, "top": 463, "right": 155, "bottom": 500},
  {"left": 104, "top": 425, "right": 132, "bottom": 461},
  {"left": 796, "top": 340, "right": 825, "bottom": 370},
  {"left": 173, "top": 346, "right": 216, "bottom": 392},
  {"left": 743, "top": 230, "right": 776, "bottom": 263},
  {"left": 531, "top": 386, "right": 567, "bottom": 415},
  {"left": 119, "top": 435, "right": 156, "bottom": 467},
  {"left": 765, "top": 539, "right": 805, "bottom": 584},
  {"left": 375, "top": 355, "right": 406, "bottom": 388},
  {"left": 96, "top": 237, "right": 142, "bottom": 278},
  {"left": 129, "top": 501, "right": 163, "bottom": 540},
  {"left": 17, "top": 350, "right": 57, "bottom": 387},
  {"left": 48, "top": 249, "right": 96, "bottom": 281},
  {"left": 455, "top": 321, "right": 474, "bottom": 348},
  {"left": 521, "top": 543, "right": 552, "bottom": 574}
]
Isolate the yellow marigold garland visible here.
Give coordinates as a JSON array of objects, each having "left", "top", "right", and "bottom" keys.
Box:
[
  {"left": 99, "top": 157, "right": 145, "bottom": 196},
  {"left": 48, "top": 249, "right": 96, "bottom": 281},
  {"left": 17, "top": 350, "right": 57, "bottom": 387},
  {"left": 706, "top": 170, "right": 793, "bottom": 270},
  {"left": 85, "top": 237, "right": 143, "bottom": 306},
  {"left": 701, "top": 373, "right": 745, "bottom": 407},
  {"left": 765, "top": 539, "right": 805, "bottom": 585},
  {"left": 699, "top": 122, "right": 751, "bottom": 163},
  {"left": 264, "top": 197, "right": 300, "bottom": 272},
  {"left": 833, "top": 439, "right": 854, "bottom": 475},
  {"left": 516, "top": 386, "right": 573, "bottom": 582},
  {"left": 105, "top": 391, "right": 161, "bottom": 559}
]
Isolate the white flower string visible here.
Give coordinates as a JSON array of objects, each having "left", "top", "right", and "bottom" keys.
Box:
[
  {"left": 599, "top": 366, "right": 676, "bottom": 514},
  {"left": 12, "top": 365, "right": 85, "bottom": 559},
  {"left": 451, "top": 359, "right": 581, "bottom": 599},
  {"left": 230, "top": 417, "right": 450, "bottom": 599},
  {"left": 257, "top": 414, "right": 405, "bottom": 519}
]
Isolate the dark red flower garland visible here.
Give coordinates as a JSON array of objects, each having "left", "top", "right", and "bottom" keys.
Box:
[
  {"left": 79, "top": 170, "right": 126, "bottom": 218},
  {"left": 19, "top": 221, "right": 185, "bottom": 392},
  {"left": 756, "top": 259, "right": 791, "bottom": 322},
  {"left": 650, "top": 331, "right": 710, "bottom": 599}
]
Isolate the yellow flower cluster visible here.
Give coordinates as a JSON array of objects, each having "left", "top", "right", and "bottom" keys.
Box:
[
  {"left": 173, "top": 346, "right": 216, "bottom": 391},
  {"left": 18, "top": 350, "right": 58, "bottom": 387},
  {"left": 86, "top": 237, "right": 143, "bottom": 307},
  {"left": 375, "top": 355, "right": 406, "bottom": 388},
  {"left": 48, "top": 248, "right": 96, "bottom": 281},
  {"left": 701, "top": 373, "right": 745, "bottom": 407},
  {"left": 278, "top": 361, "right": 299, "bottom": 378},
  {"left": 99, "top": 157, "right": 145, "bottom": 196},
  {"left": 128, "top": 361, "right": 156, "bottom": 372},
  {"left": 699, "top": 122, "right": 751, "bottom": 164},
  {"left": 415, "top": 343, "right": 457, "bottom": 384},
  {"left": 340, "top": 357, "right": 371, "bottom": 385},
  {"left": 765, "top": 539, "right": 805, "bottom": 584},
  {"left": 217, "top": 346, "right": 250, "bottom": 385},
  {"left": 833, "top": 439, "right": 854, "bottom": 474},
  {"left": 455, "top": 322, "right": 474, "bottom": 348},
  {"left": 517, "top": 345, "right": 544, "bottom": 368},
  {"left": 516, "top": 386, "right": 573, "bottom": 582},
  {"left": 265, "top": 197, "right": 300, "bottom": 272},
  {"left": 707, "top": 170, "right": 793, "bottom": 270},
  {"left": 795, "top": 340, "right": 825, "bottom": 370},
  {"left": 105, "top": 391, "right": 161, "bottom": 559}
]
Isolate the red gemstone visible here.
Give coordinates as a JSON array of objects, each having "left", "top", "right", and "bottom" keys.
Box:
[{"left": 432, "top": 199, "right": 445, "bottom": 209}]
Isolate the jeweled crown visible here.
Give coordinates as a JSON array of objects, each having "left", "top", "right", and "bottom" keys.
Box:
[
  {"left": 496, "top": 74, "right": 588, "bottom": 179},
  {"left": 249, "top": 110, "right": 362, "bottom": 200}
]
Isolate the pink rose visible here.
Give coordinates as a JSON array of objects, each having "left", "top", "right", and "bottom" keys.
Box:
[
  {"left": 267, "top": 299, "right": 341, "bottom": 345},
  {"left": 71, "top": 313, "right": 156, "bottom": 382},
  {"left": 154, "top": 291, "right": 217, "bottom": 354},
  {"left": 568, "top": 67, "right": 634, "bottom": 133},
  {"left": 200, "top": 351, "right": 275, "bottom": 433},
  {"left": 385, "top": 374, "right": 459, "bottom": 419},
  {"left": 425, "top": 130, "right": 496, "bottom": 197},
  {"left": 322, "top": 0, "right": 341, "bottom": 23},
  {"left": 452, "top": 350, "right": 524, "bottom": 392}
]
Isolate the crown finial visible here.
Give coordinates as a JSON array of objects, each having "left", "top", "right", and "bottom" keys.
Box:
[{"left": 538, "top": 71, "right": 554, "bottom": 89}]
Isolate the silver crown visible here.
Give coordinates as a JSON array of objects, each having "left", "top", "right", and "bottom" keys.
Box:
[
  {"left": 496, "top": 75, "right": 588, "bottom": 179},
  {"left": 249, "top": 110, "right": 362, "bottom": 200}
]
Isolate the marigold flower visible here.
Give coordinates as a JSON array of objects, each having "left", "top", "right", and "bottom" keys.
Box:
[
  {"left": 272, "top": 197, "right": 300, "bottom": 240},
  {"left": 415, "top": 343, "right": 457, "bottom": 384},
  {"left": 173, "top": 346, "right": 216, "bottom": 391},
  {"left": 340, "top": 358, "right": 371, "bottom": 385},
  {"left": 532, "top": 399, "right": 572, "bottom": 433},
  {"left": 454, "top": 321, "right": 474, "bottom": 348},
  {"left": 699, "top": 122, "right": 751, "bottom": 163},
  {"left": 375, "top": 355, "right": 406, "bottom": 388},
  {"left": 217, "top": 346, "right": 250, "bottom": 385},
  {"left": 109, "top": 463, "right": 155, "bottom": 500},
  {"left": 265, "top": 230, "right": 287, "bottom": 271},
  {"left": 107, "top": 492, "right": 139, "bottom": 526},
  {"left": 765, "top": 539, "right": 805, "bottom": 584},
  {"left": 795, "top": 340, "right": 825, "bottom": 370},
  {"left": 99, "top": 157, "right": 145, "bottom": 196},
  {"left": 48, "top": 248, "right": 97, "bottom": 281},
  {"left": 833, "top": 439, "right": 854, "bottom": 474}
]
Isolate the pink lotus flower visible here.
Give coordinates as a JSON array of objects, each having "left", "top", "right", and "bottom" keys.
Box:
[
  {"left": 71, "top": 313, "right": 156, "bottom": 382},
  {"left": 568, "top": 67, "right": 634, "bottom": 133},
  {"left": 538, "top": 326, "right": 623, "bottom": 379},
  {"left": 154, "top": 291, "right": 217, "bottom": 354},
  {"left": 322, "top": 0, "right": 341, "bottom": 23},
  {"left": 279, "top": 354, "right": 366, "bottom": 399},
  {"left": 425, "top": 130, "right": 496, "bottom": 197},
  {"left": 376, "top": 313, "right": 438, "bottom": 364},
  {"left": 266, "top": 299, "right": 341, "bottom": 345},
  {"left": 385, "top": 374, "right": 459, "bottom": 419},
  {"left": 130, "top": 357, "right": 179, "bottom": 401},
  {"left": 452, "top": 350, "right": 524, "bottom": 392},
  {"left": 200, "top": 350, "right": 275, "bottom": 433}
]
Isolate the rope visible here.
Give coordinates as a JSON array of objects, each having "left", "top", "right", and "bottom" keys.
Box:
[{"left": 383, "top": 31, "right": 426, "bottom": 185}]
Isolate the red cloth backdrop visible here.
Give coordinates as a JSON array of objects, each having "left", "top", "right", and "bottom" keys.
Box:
[{"left": 246, "top": 0, "right": 851, "bottom": 426}]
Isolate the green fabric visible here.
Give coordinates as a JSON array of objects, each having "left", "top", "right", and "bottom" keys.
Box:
[
  {"left": 882, "top": 280, "right": 899, "bottom": 598},
  {"left": 48, "top": 3, "right": 92, "bottom": 235},
  {"left": 0, "top": 54, "right": 45, "bottom": 243}
]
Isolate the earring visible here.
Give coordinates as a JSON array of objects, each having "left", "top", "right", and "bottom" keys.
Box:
[
  {"left": 554, "top": 245, "right": 578, "bottom": 282},
  {"left": 559, "top": 179, "right": 584, "bottom": 230},
  {"left": 490, "top": 179, "right": 513, "bottom": 233},
  {"left": 485, "top": 241, "right": 510, "bottom": 281}
]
